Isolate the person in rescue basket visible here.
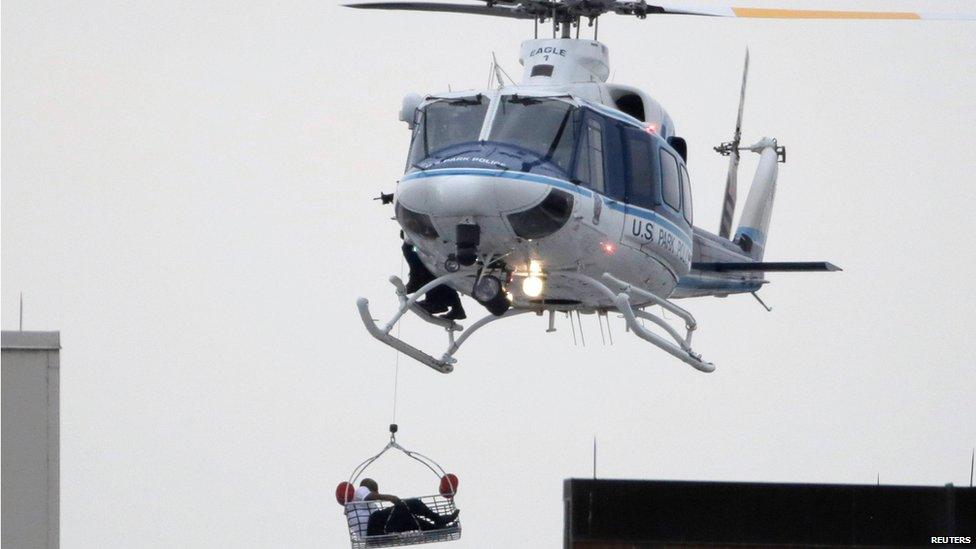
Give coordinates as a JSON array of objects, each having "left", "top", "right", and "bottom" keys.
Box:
[{"left": 348, "top": 478, "right": 460, "bottom": 536}]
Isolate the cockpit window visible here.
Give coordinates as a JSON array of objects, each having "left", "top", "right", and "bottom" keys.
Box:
[
  {"left": 407, "top": 96, "right": 488, "bottom": 167},
  {"left": 488, "top": 96, "right": 578, "bottom": 172}
]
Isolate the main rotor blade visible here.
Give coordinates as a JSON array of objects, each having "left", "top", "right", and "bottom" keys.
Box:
[
  {"left": 344, "top": 2, "right": 536, "bottom": 20},
  {"left": 346, "top": 1, "right": 976, "bottom": 21},
  {"left": 648, "top": 2, "right": 976, "bottom": 20}
]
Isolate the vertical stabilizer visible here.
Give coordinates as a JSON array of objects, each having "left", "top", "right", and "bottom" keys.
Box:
[{"left": 734, "top": 138, "right": 781, "bottom": 260}]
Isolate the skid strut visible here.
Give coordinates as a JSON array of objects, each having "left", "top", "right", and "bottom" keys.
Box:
[
  {"left": 358, "top": 273, "right": 531, "bottom": 374},
  {"left": 556, "top": 272, "right": 715, "bottom": 373}
]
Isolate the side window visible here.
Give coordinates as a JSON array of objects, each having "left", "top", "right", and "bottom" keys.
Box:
[
  {"left": 601, "top": 119, "right": 627, "bottom": 202},
  {"left": 573, "top": 118, "right": 605, "bottom": 194},
  {"left": 660, "top": 149, "right": 681, "bottom": 211},
  {"left": 575, "top": 125, "right": 590, "bottom": 182},
  {"left": 680, "top": 165, "right": 693, "bottom": 225},
  {"left": 624, "top": 129, "right": 656, "bottom": 209}
]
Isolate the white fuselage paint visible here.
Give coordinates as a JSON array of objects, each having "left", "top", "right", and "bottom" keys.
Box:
[
  {"left": 397, "top": 167, "right": 690, "bottom": 309},
  {"left": 394, "top": 38, "right": 769, "bottom": 310}
]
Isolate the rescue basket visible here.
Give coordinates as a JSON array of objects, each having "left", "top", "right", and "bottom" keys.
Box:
[{"left": 336, "top": 424, "right": 461, "bottom": 548}]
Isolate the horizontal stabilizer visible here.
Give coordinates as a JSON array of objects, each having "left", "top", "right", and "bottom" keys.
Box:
[{"left": 692, "top": 261, "right": 841, "bottom": 272}]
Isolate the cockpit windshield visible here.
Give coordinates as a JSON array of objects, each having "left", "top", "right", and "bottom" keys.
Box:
[
  {"left": 488, "top": 96, "right": 578, "bottom": 172},
  {"left": 407, "top": 96, "right": 488, "bottom": 167}
]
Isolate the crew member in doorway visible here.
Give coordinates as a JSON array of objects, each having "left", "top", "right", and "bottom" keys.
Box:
[
  {"left": 403, "top": 237, "right": 466, "bottom": 321},
  {"left": 352, "top": 478, "right": 460, "bottom": 536},
  {"left": 378, "top": 192, "right": 466, "bottom": 320}
]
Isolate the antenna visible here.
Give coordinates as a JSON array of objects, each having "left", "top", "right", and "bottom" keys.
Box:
[
  {"left": 576, "top": 311, "right": 586, "bottom": 347},
  {"left": 598, "top": 312, "right": 606, "bottom": 345},
  {"left": 587, "top": 437, "right": 596, "bottom": 531},
  {"left": 491, "top": 53, "right": 516, "bottom": 86},
  {"left": 593, "top": 436, "right": 597, "bottom": 479},
  {"left": 19, "top": 292, "right": 23, "bottom": 331},
  {"left": 567, "top": 312, "right": 577, "bottom": 345}
]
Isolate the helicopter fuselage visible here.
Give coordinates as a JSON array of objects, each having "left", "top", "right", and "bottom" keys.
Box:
[
  {"left": 396, "top": 72, "right": 763, "bottom": 311},
  {"left": 351, "top": 5, "right": 848, "bottom": 373}
]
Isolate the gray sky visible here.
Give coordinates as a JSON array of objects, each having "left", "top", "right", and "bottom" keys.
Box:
[{"left": 3, "top": 1, "right": 975, "bottom": 547}]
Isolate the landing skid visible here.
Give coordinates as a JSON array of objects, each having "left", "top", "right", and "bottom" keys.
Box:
[
  {"left": 357, "top": 272, "right": 714, "bottom": 374},
  {"left": 357, "top": 273, "right": 533, "bottom": 373},
  {"left": 592, "top": 273, "right": 714, "bottom": 373}
]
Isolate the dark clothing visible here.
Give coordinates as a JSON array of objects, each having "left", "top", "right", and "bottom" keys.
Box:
[
  {"left": 366, "top": 498, "right": 447, "bottom": 535},
  {"left": 402, "top": 242, "right": 465, "bottom": 317},
  {"left": 402, "top": 242, "right": 435, "bottom": 292},
  {"left": 425, "top": 285, "right": 463, "bottom": 312}
]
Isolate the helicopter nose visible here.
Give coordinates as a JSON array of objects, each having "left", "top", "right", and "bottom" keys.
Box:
[{"left": 396, "top": 172, "right": 550, "bottom": 218}]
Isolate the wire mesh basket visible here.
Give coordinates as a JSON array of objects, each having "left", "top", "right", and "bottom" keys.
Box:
[
  {"left": 346, "top": 494, "right": 461, "bottom": 548},
  {"left": 339, "top": 426, "right": 461, "bottom": 548}
]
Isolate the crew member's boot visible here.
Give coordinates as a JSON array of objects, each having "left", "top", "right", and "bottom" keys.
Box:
[{"left": 441, "top": 290, "right": 466, "bottom": 321}]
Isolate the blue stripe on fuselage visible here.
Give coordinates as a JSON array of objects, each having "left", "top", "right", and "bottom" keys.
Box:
[{"left": 401, "top": 167, "right": 692, "bottom": 247}]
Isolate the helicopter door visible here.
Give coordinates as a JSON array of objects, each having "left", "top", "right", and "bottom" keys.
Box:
[
  {"left": 573, "top": 111, "right": 627, "bottom": 244},
  {"left": 574, "top": 115, "right": 606, "bottom": 222},
  {"left": 619, "top": 127, "right": 659, "bottom": 253}
]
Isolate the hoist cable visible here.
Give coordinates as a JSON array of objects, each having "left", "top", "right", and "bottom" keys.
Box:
[{"left": 392, "top": 253, "right": 405, "bottom": 424}]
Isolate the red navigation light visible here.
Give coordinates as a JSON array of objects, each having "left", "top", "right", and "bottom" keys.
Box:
[
  {"left": 644, "top": 123, "right": 658, "bottom": 134},
  {"left": 601, "top": 242, "right": 616, "bottom": 255}
]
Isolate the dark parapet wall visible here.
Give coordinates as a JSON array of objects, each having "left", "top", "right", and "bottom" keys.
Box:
[{"left": 564, "top": 478, "right": 974, "bottom": 548}]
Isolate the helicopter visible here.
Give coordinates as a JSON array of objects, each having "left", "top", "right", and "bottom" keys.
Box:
[{"left": 348, "top": 0, "right": 972, "bottom": 375}]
